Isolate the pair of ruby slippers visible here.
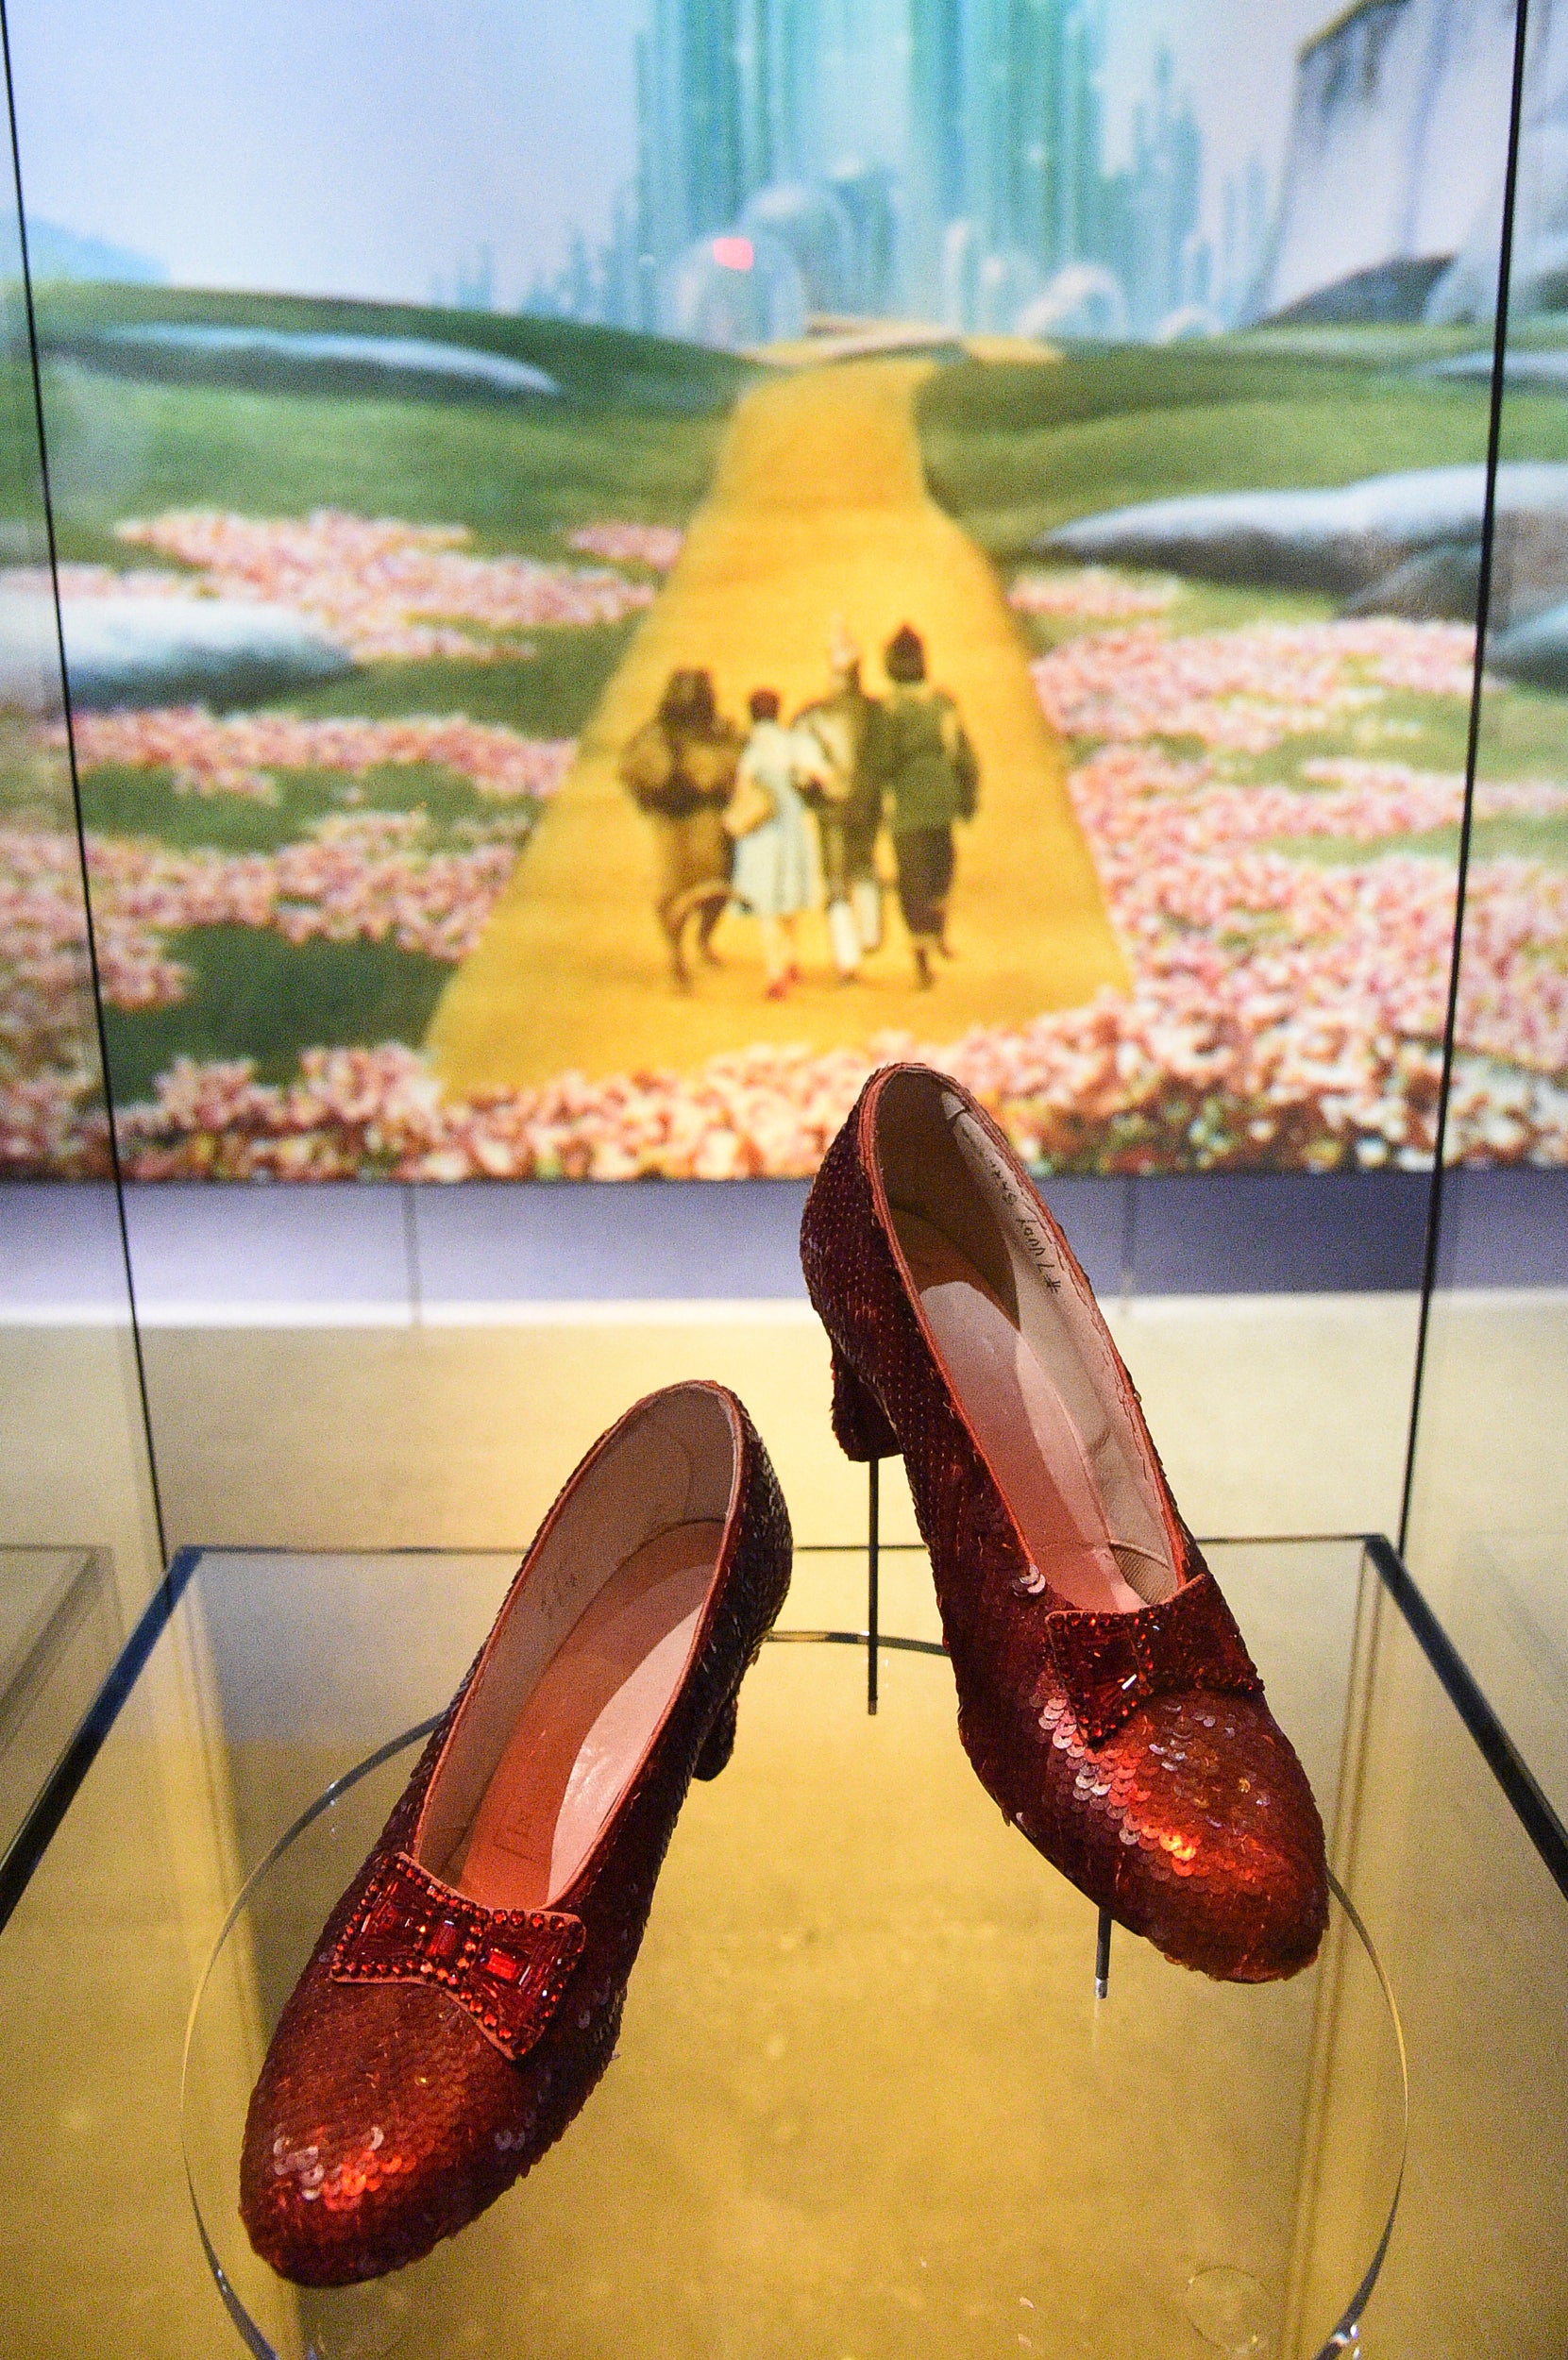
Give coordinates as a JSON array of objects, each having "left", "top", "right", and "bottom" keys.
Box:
[{"left": 242, "top": 1064, "right": 1328, "bottom": 2286}]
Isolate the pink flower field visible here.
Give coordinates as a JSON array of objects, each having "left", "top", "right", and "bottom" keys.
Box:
[
  {"left": 565, "top": 522, "right": 684, "bottom": 571},
  {"left": 5, "top": 589, "right": 1567, "bottom": 1180},
  {"left": 33, "top": 509, "right": 660, "bottom": 662},
  {"left": 2, "top": 813, "right": 517, "bottom": 1018},
  {"left": 1009, "top": 566, "right": 1179, "bottom": 620},
  {"left": 61, "top": 707, "right": 576, "bottom": 803},
  {"left": 1030, "top": 617, "right": 1478, "bottom": 752}
]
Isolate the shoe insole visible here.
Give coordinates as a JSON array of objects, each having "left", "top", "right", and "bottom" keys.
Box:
[
  {"left": 893, "top": 1211, "right": 1152, "bottom": 1615},
  {"left": 450, "top": 1521, "right": 723, "bottom": 1913}
]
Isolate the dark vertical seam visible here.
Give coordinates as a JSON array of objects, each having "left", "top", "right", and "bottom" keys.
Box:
[
  {"left": 402, "top": 1183, "right": 424, "bottom": 1325},
  {"left": 0, "top": 0, "right": 170, "bottom": 1570},
  {"left": 0, "top": 1546, "right": 202, "bottom": 1932},
  {"left": 1399, "top": 0, "right": 1531, "bottom": 1556}
]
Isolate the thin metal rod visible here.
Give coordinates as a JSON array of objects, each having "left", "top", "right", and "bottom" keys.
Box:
[
  {"left": 1094, "top": 1907, "right": 1112, "bottom": 1999},
  {"left": 867, "top": 1458, "right": 880, "bottom": 1716}
]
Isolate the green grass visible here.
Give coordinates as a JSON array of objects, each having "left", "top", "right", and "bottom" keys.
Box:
[
  {"left": 28, "top": 295, "right": 711, "bottom": 1089},
  {"left": 282, "top": 626, "right": 639, "bottom": 735},
  {"left": 39, "top": 367, "right": 729, "bottom": 565},
  {"left": 31, "top": 283, "right": 758, "bottom": 414},
  {"left": 100, "top": 926, "right": 452, "bottom": 1101},
  {"left": 929, "top": 393, "right": 1502, "bottom": 560},
  {"left": 0, "top": 358, "right": 51, "bottom": 542},
  {"left": 918, "top": 338, "right": 1568, "bottom": 564},
  {"left": 31, "top": 283, "right": 748, "bottom": 566},
  {"left": 76, "top": 762, "right": 540, "bottom": 855},
  {"left": 1235, "top": 324, "right": 1502, "bottom": 364},
  {"left": 1278, "top": 812, "right": 1568, "bottom": 868},
  {"left": 1475, "top": 681, "right": 1568, "bottom": 780},
  {"left": 0, "top": 712, "right": 76, "bottom": 828},
  {"left": 919, "top": 343, "right": 1437, "bottom": 440},
  {"left": 41, "top": 313, "right": 1568, "bottom": 1102},
  {"left": 1200, "top": 681, "right": 1568, "bottom": 789},
  {"left": 1011, "top": 575, "right": 1340, "bottom": 653},
  {"left": 1052, "top": 677, "right": 1567, "bottom": 808}
]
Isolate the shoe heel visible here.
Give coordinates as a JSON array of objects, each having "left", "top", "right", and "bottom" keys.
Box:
[
  {"left": 694, "top": 1692, "right": 739, "bottom": 1781},
  {"left": 830, "top": 1345, "right": 900, "bottom": 1463}
]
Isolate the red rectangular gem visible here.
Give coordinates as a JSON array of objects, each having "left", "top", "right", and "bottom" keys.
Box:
[
  {"left": 480, "top": 1947, "right": 520, "bottom": 1981},
  {"left": 426, "top": 1919, "right": 461, "bottom": 1961}
]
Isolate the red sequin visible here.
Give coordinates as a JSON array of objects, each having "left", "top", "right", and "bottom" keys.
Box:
[
  {"left": 332, "top": 1857, "right": 583, "bottom": 2063},
  {"left": 801, "top": 1063, "right": 1328, "bottom": 1986},
  {"left": 239, "top": 1385, "right": 794, "bottom": 2288},
  {"left": 1044, "top": 1569, "right": 1262, "bottom": 1745}
]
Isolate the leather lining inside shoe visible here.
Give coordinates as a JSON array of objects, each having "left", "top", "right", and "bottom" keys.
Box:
[
  {"left": 415, "top": 1388, "right": 737, "bottom": 1912},
  {"left": 875, "top": 1073, "right": 1175, "bottom": 1615},
  {"left": 449, "top": 1520, "right": 724, "bottom": 1913}
]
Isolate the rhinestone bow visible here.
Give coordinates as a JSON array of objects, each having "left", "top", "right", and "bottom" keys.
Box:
[
  {"left": 1044, "top": 1570, "right": 1263, "bottom": 1746},
  {"left": 331, "top": 1854, "right": 585, "bottom": 2062}
]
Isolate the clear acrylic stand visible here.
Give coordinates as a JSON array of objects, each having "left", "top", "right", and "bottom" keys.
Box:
[{"left": 182, "top": 1520, "right": 1407, "bottom": 2360}]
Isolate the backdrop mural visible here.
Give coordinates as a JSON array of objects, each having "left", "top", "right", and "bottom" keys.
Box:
[{"left": 3, "top": 0, "right": 1565, "bottom": 1182}]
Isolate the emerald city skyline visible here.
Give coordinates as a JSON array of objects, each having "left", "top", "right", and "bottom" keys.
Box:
[{"left": 532, "top": 0, "right": 1270, "bottom": 344}]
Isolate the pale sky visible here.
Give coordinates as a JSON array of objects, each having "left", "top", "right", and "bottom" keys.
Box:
[
  {"left": 8, "top": 0, "right": 1334, "bottom": 308},
  {"left": 1104, "top": 2, "right": 1331, "bottom": 211},
  {"left": 7, "top": 0, "right": 642, "bottom": 304}
]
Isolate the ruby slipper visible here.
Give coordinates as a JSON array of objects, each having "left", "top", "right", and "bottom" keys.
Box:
[
  {"left": 240, "top": 1383, "right": 792, "bottom": 2284},
  {"left": 800, "top": 1062, "right": 1328, "bottom": 1983}
]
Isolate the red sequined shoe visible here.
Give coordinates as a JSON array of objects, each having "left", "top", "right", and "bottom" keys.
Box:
[
  {"left": 240, "top": 1384, "right": 792, "bottom": 2284},
  {"left": 801, "top": 1065, "right": 1328, "bottom": 1982}
]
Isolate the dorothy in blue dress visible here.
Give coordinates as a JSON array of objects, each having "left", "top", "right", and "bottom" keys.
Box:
[{"left": 726, "top": 688, "right": 822, "bottom": 999}]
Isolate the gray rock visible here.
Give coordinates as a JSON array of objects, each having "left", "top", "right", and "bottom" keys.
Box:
[
  {"left": 1489, "top": 598, "right": 1568, "bottom": 688},
  {"left": 1269, "top": 257, "right": 1452, "bottom": 327},
  {"left": 56, "top": 596, "right": 353, "bottom": 709},
  {"left": 74, "top": 324, "right": 561, "bottom": 402},
  {"left": 1254, "top": 0, "right": 1516, "bottom": 327},
  {"left": 0, "top": 589, "right": 67, "bottom": 714},
  {"left": 1341, "top": 539, "right": 1481, "bottom": 620},
  {"left": 1042, "top": 464, "right": 1568, "bottom": 598}
]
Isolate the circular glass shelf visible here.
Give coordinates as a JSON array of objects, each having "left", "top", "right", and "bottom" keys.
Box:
[{"left": 184, "top": 1634, "right": 1404, "bottom": 2360}]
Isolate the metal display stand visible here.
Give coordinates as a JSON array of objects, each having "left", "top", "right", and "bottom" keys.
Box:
[{"left": 855, "top": 1464, "right": 1117, "bottom": 1996}]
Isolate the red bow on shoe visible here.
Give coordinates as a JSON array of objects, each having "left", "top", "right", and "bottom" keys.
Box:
[
  {"left": 331, "top": 1854, "right": 584, "bottom": 2061},
  {"left": 1045, "top": 1570, "right": 1263, "bottom": 1746}
]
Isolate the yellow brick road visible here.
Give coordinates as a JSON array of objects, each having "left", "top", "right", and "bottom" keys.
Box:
[{"left": 428, "top": 356, "right": 1126, "bottom": 1093}]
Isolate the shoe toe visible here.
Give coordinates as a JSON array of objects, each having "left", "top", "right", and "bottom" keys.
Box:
[
  {"left": 1096, "top": 1692, "right": 1329, "bottom": 1981},
  {"left": 240, "top": 1973, "right": 528, "bottom": 2284}
]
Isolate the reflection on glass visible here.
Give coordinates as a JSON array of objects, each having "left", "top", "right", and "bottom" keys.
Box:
[
  {"left": 0, "top": 61, "right": 161, "bottom": 1777},
  {"left": 1292, "top": 1551, "right": 1568, "bottom": 2359},
  {"left": 0, "top": 1542, "right": 118, "bottom": 1855},
  {"left": 0, "top": 1539, "right": 1560, "bottom": 2356},
  {"left": 0, "top": 159, "right": 104, "bottom": 1173},
  {"left": 1404, "top": 0, "right": 1568, "bottom": 1829},
  {"left": 0, "top": 0, "right": 1528, "bottom": 1584}
]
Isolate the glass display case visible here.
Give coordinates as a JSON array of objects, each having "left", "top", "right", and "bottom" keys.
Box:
[
  {"left": 0, "top": 91, "right": 163, "bottom": 1876},
  {"left": 1401, "top": 3, "right": 1568, "bottom": 1850},
  {"left": 2, "top": 1529, "right": 1562, "bottom": 2358},
  {"left": 1, "top": 1, "right": 1565, "bottom": 2353}
]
